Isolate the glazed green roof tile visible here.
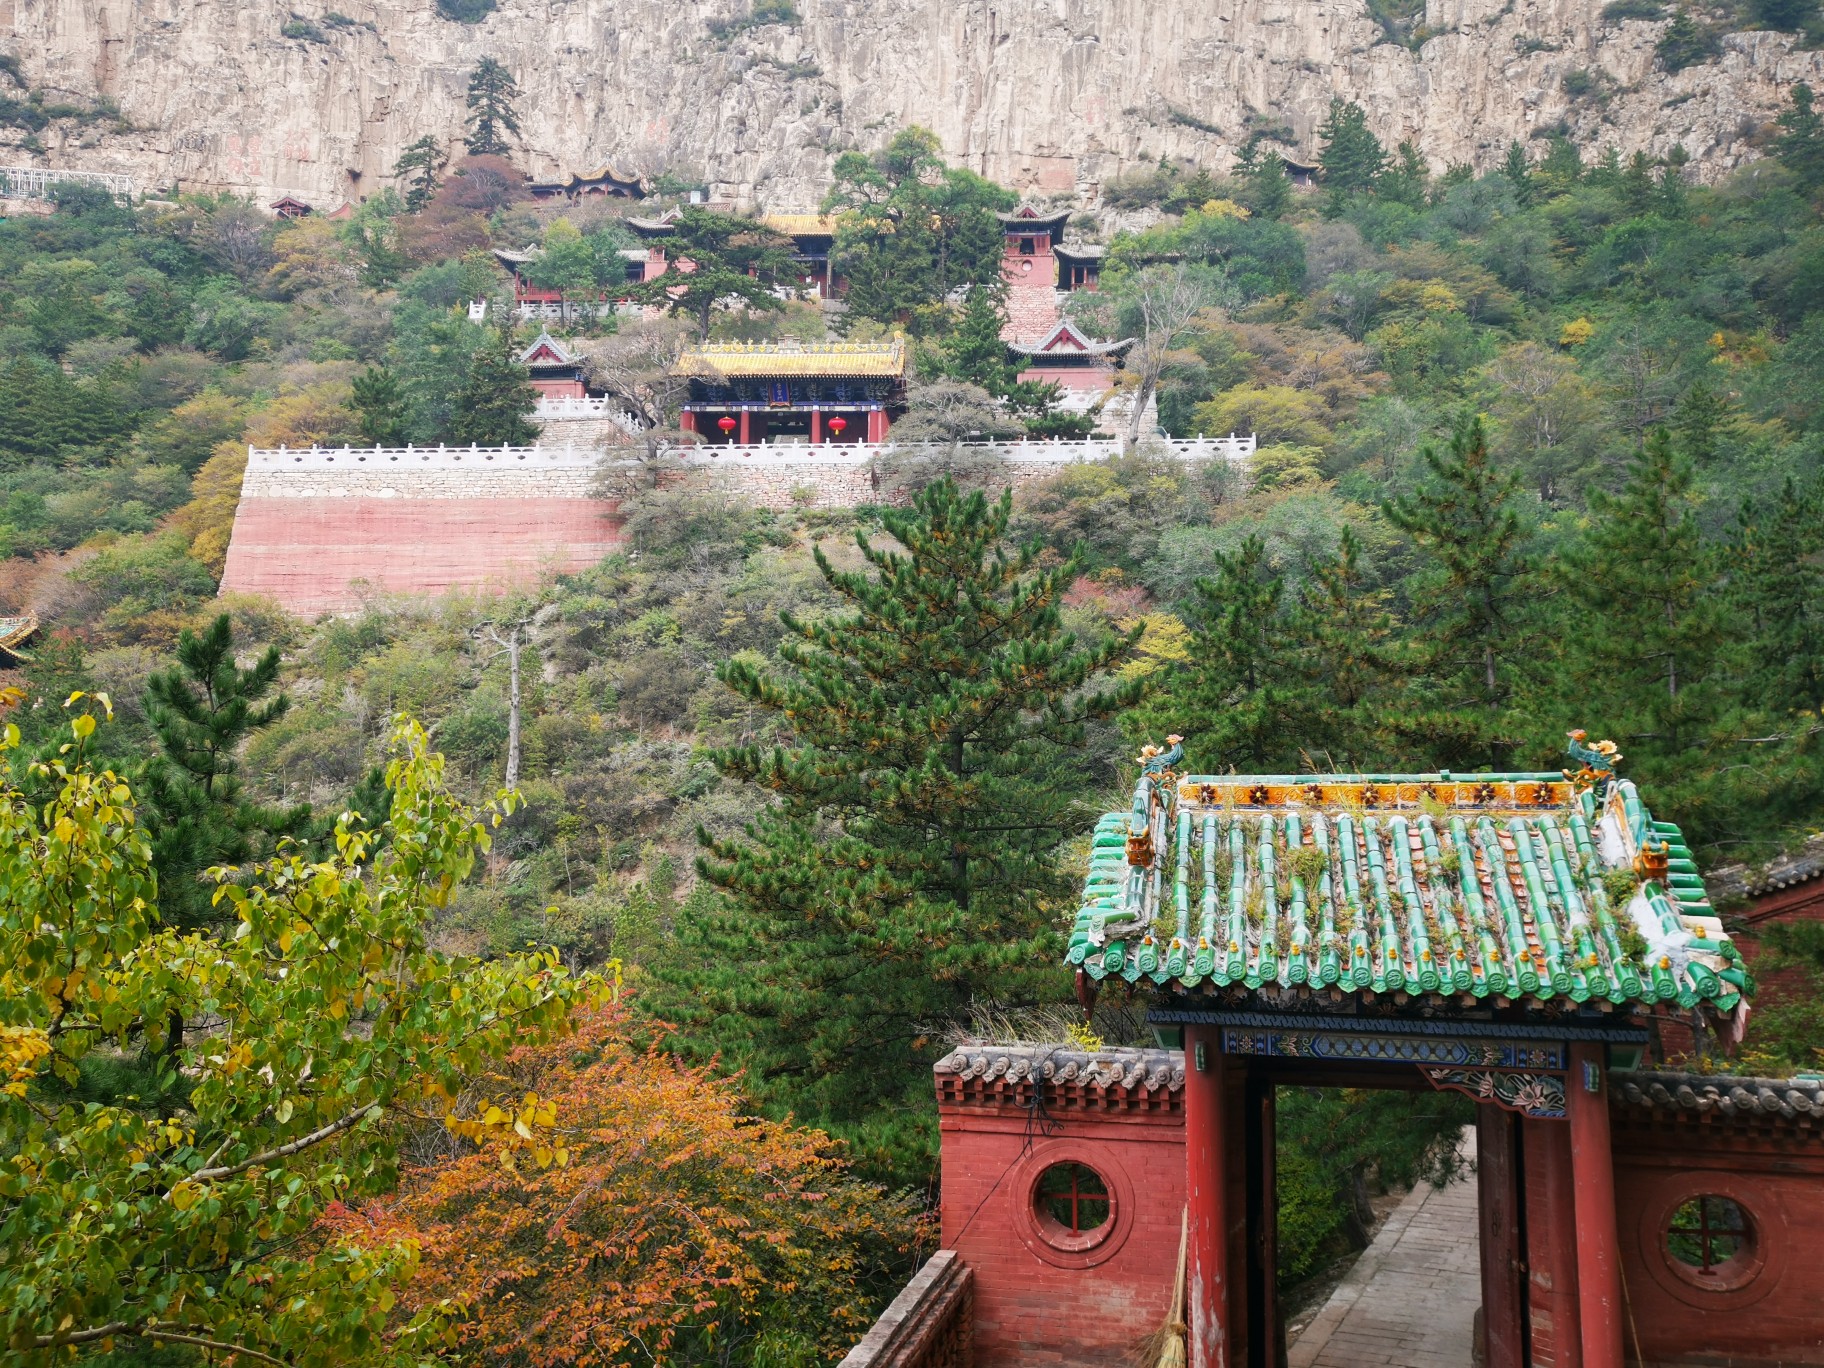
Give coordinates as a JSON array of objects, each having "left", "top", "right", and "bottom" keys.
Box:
[{"left": 1068, "top": 764, "right": 1747, "bottom": 1019}]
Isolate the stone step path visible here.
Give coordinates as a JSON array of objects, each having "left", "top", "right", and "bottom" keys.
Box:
[{"left": 1287, "top": 1138, "right": 1481, "bottom": 1368}]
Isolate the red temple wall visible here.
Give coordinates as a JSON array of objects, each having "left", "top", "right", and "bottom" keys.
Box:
[
  {"left": 1612, "top": 1115, "right": 1824, "bottom": 1366},
  {"left": 221, "top": 496, "right": 621, "bottom": 617},
  {"left": 938, "top": 1099, "right": 1185, "bottom": 1368},
  {"left": 1017, "top": 364, "right": 1114, "bottom": 392},
  {"left": 1734, "top": 880, "right": 1824, "bottom": 1013}
]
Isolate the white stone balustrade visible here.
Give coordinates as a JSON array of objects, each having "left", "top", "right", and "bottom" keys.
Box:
[
  {"left": 240, "top": 436, "right": 1257, "bottom": 509},
  {"left": 533, "top": 396, "right": 642, "bottom": 427},
  {"left": 250, "top": 434, "right": 1255, "bottom": 470}
]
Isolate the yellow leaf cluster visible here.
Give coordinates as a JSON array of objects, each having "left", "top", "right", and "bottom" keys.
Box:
[{"left": 0, "top": 1025, "right": 52, "bottom": 1097}]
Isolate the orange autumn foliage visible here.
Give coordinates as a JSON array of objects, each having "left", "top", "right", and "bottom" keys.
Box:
[{"left": 334, "top": 1005, "right": 926, "bottom": 1366}]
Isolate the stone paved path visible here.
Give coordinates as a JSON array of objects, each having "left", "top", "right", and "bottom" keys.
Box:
[{"left": 1287, "top": 1138, "right": 1481, "bottom": 1368}]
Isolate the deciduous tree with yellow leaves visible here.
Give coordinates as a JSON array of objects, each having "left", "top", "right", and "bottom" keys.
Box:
[{"left": 0, "top": 702, "right": 598, "bottom": 1366}]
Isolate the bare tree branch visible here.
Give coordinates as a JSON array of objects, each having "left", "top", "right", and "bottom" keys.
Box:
[
  {"left": 34, "top": 1321, "right": 290, "bottom": 1366},
  {"left": 185, "top": 1102, "right": 379, "bottom": 1185}
]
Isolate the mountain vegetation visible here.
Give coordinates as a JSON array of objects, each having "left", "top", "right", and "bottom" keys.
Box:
[{"left": 5, "top": 88, "right": 1824, "bottom": 1362}]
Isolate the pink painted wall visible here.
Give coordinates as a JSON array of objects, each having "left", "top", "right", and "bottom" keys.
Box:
[
  {"left": 1017, "top": 364, "right": 1114, "bottom": 392},
  {"left": 220, "top": 497, "right": 621, "bottom": 616}
]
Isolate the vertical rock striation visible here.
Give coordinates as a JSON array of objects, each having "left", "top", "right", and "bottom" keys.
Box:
[{"left": 3, "top": 0, "right": 1820, "bottom": 207}]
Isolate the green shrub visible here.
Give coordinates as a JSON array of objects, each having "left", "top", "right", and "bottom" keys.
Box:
[
  {"left": 1601, "top": 0, "right": 1666, "bottom": 18},
  {"left": 434, "top": 0, "right": 496, "bottom": 21},
  {"left": 1747, "top": 0, "right": 1818, "bottom": 29},
  {"left": 1657, "top": 10, "right": 1721, "bottom": 70},
  {"left": 280, "top": 17, "right": 326, "bottom": 41},
  {"left": 1562, "top": 67, "right": 1598, "bottom": 97}
]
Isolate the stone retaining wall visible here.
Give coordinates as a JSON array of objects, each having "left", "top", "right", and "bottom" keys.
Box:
[{"left": 225, "top": 439, "right": 1253, "bottom": 613}]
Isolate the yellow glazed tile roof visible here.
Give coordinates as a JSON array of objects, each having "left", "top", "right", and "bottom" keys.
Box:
[
  {"left": 762, "top": 213, "right": 838, "bottom": 236},
  {"left": 674, "top": 339, "right": 907, "bottom": 379}
]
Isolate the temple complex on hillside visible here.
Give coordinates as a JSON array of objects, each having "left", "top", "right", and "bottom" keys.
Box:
[
  {"left": 996, "top": 206, "right": 1131, "bottom": 422},
  {"left": 491, "top": 244, "right": 656, "bottom": 320},
  {"left": 760, "top": 214, "right": 841, "bottom": 298},
  {"left": 835, "top": 735, "right": 1824, "bottom": 1368},
  {"left": 672, "top": 339, "right": 908, "bottom": 444}
]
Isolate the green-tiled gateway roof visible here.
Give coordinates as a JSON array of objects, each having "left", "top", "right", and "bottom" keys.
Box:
[{"left": 1067, "top": 759, "right": 1749, "bottom": 1018}]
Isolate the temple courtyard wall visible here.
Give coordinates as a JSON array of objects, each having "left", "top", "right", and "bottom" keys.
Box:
[{"left": 220, "top": 435, "right": 1254, "bottom": 616}]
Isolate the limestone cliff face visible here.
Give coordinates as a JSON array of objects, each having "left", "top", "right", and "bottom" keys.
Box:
[{"left": 4, "top": 0, "right": 1821, "bottom": 209}]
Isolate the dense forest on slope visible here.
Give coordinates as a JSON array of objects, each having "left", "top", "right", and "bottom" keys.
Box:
[{"left": 5, "top": 88, "right": 1824, "bottom": 1364}]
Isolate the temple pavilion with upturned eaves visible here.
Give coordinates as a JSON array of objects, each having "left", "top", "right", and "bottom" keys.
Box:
[{"left": 671, "top": 339, "right": 909, "bottom": 445}]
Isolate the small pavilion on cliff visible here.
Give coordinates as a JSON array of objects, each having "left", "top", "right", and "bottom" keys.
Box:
[
  {"left": 672, "top": 339, "right": 908, "bottom": 444},
  {"left": 526, "top": 164, "right": 649, "bottom": 202}
]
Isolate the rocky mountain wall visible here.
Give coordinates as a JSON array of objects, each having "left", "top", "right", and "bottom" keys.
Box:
[{"left": 3, "top": 0, "right": 1821, "bottom": 210}]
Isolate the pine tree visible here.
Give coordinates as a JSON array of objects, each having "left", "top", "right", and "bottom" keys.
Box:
[
  {"left": 1244, "top": 152, "right": 1294, "bottom": 219},
  {"left": 623, "top": 207, "right": 796, "bottom": 338},
  {"left": 1317, "top": 99, "right": 1389, "bottom": 197},
  {"left": 1729, "top": 475, "right": 1824, "bottom": 717},
  {"left": 445, "top": 324, "right": 539, "bottom": 445},
  {"left": 1297, "top": 526, "right": 1397, "bottom": 720},
  {"left": 1132, "top": 538, "right": 1319, "bottom": 772},
  {"left": 351, "top": 365, "right": 409, "bottom": 445},
  {"left": 1383, "top": 416, "right": 1535, "bottom": 765},
  {"left": 1537, "top": 136, "right": 1585, "bottom": 198},
  {"left": 1562, "top": 429, "right": 1727, "bottom": 765},
  {"left": 465, "top": 57, "right": 522, "bottom": 157},
  {"left": 1377, "top": 141, "right": 1430, "bottom": 209},
  {"left": 1670, "top": 378, "right": 1733, "bottom": 464},
  {"left": 1656, "top": 10, "right": 1719, "bottom": 71},
  {"left": 935, "top": 284, "right": 1015, "bottom": 393},
  {"left": 651, "top": 481, "right": 1138, "bottom": 1178},
  {"left": 1751, "top": 0, "right": 1819, "bottom": 28},
  {"left": 1776, "top": 82, "right": 1824, "bottom": 191},
  {"left": 1619, "top": 151, "right": 1660, "bottom": 216},
  {"left": 1500, "top": 141, "right": 1536, "bottom": 207},
  {"left": 392, "top": 135, "right": 449, "bottom": 211},
  {"left": 140, "top": 614, "right": 309, "bottom": 964}
]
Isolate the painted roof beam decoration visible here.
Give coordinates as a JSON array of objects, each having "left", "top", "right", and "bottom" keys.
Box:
[{"left": 1069, "top": 732, "right": 1749, "bottom": 1022}]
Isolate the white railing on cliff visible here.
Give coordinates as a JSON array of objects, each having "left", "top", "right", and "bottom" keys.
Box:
[
  {"left": 247, "top": 434, "right": 1257, "bottom": 470},
  {"left": 0, "top": 167, "right": 136, "bottom": 201}
]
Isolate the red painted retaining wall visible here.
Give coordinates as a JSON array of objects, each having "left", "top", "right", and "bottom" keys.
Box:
[{"left": 221, "top": 496, "right": 621, "bottom": 617}]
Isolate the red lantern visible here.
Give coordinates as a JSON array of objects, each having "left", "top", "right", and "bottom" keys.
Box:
[
  {"left": 828, "top": 416, "right": 848, "bottom": 440},
  {"left": 717, "top": 415, "right": 737, "bottom": 438}
]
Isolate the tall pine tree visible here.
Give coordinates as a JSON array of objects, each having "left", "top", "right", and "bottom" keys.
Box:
[
  {"left": 1384, "top": 415, "right": 1536, "bottom": 766},
  {"left": 651, "top": 481, "right": 1138, "bottom": 1180},
  {"left": 1317, "top": 99, "right": 1389, "bottom": 198},
  {"left": 464, "top": 58, "right": 522, "bottom": 157},
  {"left": 1562, "top": 429, "right": 1727, "bottom": 772},
  {"left": 1729, "top": 474, "right": 1824, "bottom": 718},
  {"left": 934, "top": 284, "right": 1016, "bottom": 393},
  {"left": 1132, "top": 537, "right": 1322, "bottom": 773},
  {"left": 445, "top": 324, "right": 539, "bottom": 445},
  {"left": 392, "top": 135, "right": 449, "bottom": 211}
]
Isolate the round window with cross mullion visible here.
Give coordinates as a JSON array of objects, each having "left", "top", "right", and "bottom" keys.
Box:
[
  {"left": 1666, "top": 1196, "right": 1753, "bottom": 1277},
  {"left": 1035, "top": 1161, "right": 1111, "bottom": 1237}
]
